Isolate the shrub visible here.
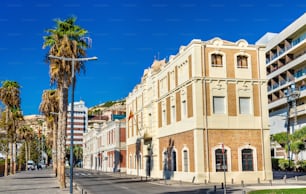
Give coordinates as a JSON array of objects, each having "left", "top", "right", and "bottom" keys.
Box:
[
  {"left": 272, "top": 158, "right": 280, "bottom": 170},
  {"left": 278, "top": 159, "right": 294, "bottom": 171},
  {"left": 296, "top": 160, "right": 306, "bottom": 172}
]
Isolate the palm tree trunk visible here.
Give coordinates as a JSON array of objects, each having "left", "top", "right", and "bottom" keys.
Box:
[
  {"left": 28, "top": 141, "right": 31, "bottom": 161},
  {"left": 13, "top": 141, "right": 17, "bottom": 174},
  {"left": 9, "top": 142, "right": 13, "bottom": 175},
  {"left": 58, "top": 85, "right": 68, "bottom": 188},
  {"left": 4, "top": 149, "right": 8, "bottom": 176},
  {"left": 25, "top": 141, "right": 28, "bottom": 171},
  {"left": 53, "top": 120, "right": 58, "bottom": 176},
  {"left": 4, "top": 108, "right": 9, "bottom": 176}
]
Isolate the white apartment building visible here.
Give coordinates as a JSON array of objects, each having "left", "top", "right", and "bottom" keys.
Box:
[
  {"left": 67, "top": 100, "right": 88, "bottom": 146},
  {"left": 257, "top": 13, "right": 306, "bottom": 159}
]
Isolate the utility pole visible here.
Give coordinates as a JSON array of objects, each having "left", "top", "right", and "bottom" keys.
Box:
[
  {"left": 48, "top": 55, "right": 97, "bottom": 194},
  {"left": 285, "top": 84, "right": 300, "bottom": 171}
]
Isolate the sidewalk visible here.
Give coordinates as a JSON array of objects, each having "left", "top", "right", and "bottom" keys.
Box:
[{"left": 0, "top": 168, "right": 71, "bottom": 194}]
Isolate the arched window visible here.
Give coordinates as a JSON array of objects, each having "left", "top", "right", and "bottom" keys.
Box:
[
  {"left": 215, "top": 149, "right": 227, "bottom": 172},
  {"left": 211, "top": 53, "right": 223, "bottom": 67},
  {"left": 242, "top": 149, "right": 253, "bottom": 171},
  {"left": 172, "top": 151, "right": 177, "bottom": 171},
  {"left": 183, "top": 150, "right": 188, "bottom": 172},
  {"left": 237, "top": 55, "right": 248, "bottom": 68}
]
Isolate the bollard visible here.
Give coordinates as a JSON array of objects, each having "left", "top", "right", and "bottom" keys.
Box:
[
  {"left": 221, "top": 182, "right": 224, "bottom": 189},
  {"left": 205, "top": 179, "right": 207, "bottom": 184},
  {"left": 269, "top": 180, "right": 272, "bottom": 186},
  {"left": 214, "top": 185, "right": 217, "bottom": 192},
  {"left": 141, "top": 176, "right": 143, "bottom": 181},
  {"left": 231, "top": 178, "right": 234, "bottom": 184},
  {"left": 257, "top": 178, "right": 260, "bottom": 184},
  {"left": 241, "top": 180, "right": 244, "bottom": 187},
  {"left": 295, "top": 176, "right": 298, "bottom": 181},
  {"left": 283, "top": 175, "right": 287, "bottom": 183}
]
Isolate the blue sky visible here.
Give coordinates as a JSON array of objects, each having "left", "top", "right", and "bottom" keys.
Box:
[{"left": 0, "top": 0, "right": 305, "bottom": 115}]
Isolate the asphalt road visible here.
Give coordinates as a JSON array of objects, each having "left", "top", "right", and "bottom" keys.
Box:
[
  {"left": 72, "top": 168, "right": 220, "bottom": 194},
  {"left": 72, "top": 168, "right": 306, "bottom": 194}
]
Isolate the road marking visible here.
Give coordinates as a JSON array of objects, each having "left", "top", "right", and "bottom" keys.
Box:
[{"left": 118, "top": 185, "right": 129, "bottom": 190}]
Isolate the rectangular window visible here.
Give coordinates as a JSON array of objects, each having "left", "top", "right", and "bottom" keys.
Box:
[
  {"left": 237, "top": 55, "right": 248, "bottom": 68},
  {"left": 239, "top": 97, "right": 251, "bottom": 114},
  {"left": 162, "top": 110, "right": 166, "bottom": 126},
  {"left": 183, "top": 150, "right": 188, "bottom": 172},
  {"left": 182, "top": 100, "right": 186, "bottom": 118},
  {"left": 213, "top": 96, "right": 225, "bottom": 114},
  {"left": 171, "top": 105, "right": 175, "bottom": 123}
]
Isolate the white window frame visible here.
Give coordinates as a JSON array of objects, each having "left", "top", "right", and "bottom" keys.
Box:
[
  {"left": 209, "top": 51, "right": 226, "bottom": 68},
  {"left": 212, "top": 144, "right": 232, "bottom": 172},
  {"left": 238, "top": 145, "right": 257, "bottom": 171}
]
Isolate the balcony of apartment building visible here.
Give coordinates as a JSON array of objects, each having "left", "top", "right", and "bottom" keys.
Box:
[
  {"left": 268, "top": 77, "right": 306, "bottom": 111},
  {"left": 266, "top": 31, "right": 306, "bottom": 67}
]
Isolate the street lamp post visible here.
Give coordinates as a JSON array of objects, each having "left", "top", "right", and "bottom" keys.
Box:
[
  {"left": 48, "top": 55, "right": 97, "bottom": 194},
  {"left": 285, "top": 84, "right": 300, "bottom": 171}
]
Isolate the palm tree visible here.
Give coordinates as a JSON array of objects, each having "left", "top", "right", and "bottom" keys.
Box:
[
  {"left": 74, "top": 145, "right": 83, "bottom": 165},
  {"left": 11, "top": 108, "right": 23, "bottom": 174},
  {"left": 43, "top": 16, "right": 89, "bottom": 188},
  {"left": 39, "top": 89, "right": 59, "bottom": 176},
  {"left": 24, "top": 127, "right": 34, "bottom": 164},
  {"left": 0, "top": 80, "right": 21, "bottom": 176},
  {"left": 17, "top": 125, "right": 32, "bottom": 170}
]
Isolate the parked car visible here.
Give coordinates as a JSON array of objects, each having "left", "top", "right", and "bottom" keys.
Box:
[
  {"left": 37, "top": 162, "right": 46, "bottom": 170},
  {"left": 27, "top": 160, "right": 35, "bottom": 170}
]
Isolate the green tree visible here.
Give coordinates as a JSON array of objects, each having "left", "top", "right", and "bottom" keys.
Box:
[
  {"left": 0, "top": 80, "right": 21, "bottom": 176},
  {"left": 39, "top": 89, "right": 59, "bottom": 175},
  {"left": 43, "top": 16, "right": 89, "bottom": 188},
  {"left": 74, "top": 145, "right": 83, "bottom": 164}
]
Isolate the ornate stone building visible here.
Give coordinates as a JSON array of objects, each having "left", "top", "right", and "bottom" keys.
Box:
[{"left": 126, "top": 38, "right": 272, "bottom": 184}]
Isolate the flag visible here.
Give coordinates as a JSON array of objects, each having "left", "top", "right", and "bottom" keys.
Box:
[{"left": 128, "top": 110, "right": 134, "bottom": 121}]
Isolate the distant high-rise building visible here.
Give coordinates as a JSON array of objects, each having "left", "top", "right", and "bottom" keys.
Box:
[{"left": 67, "top": 100, "right": 88, "bottom": 147}]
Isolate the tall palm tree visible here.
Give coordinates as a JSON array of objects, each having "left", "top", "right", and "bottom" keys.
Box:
[
  {"left": 39, "top": 89, "right": 59, "bottom": 176},
  {"left": 11, "top": 108, "right": 23, "bottom": 174},
  {"left": 43, "top": 16, "right": 89, "bottom": 188},
  {"left": 0, "top": 80, "right": 21, "bottom": 176}
]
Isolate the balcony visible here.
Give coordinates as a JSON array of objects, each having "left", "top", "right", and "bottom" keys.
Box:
[{"left": 266, "top": 34, "right": 306, "bottom": 65}]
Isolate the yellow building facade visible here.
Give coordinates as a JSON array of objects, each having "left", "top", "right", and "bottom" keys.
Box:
[{"left": 126, "top": 38, "right": 272, "bottom": 184}]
